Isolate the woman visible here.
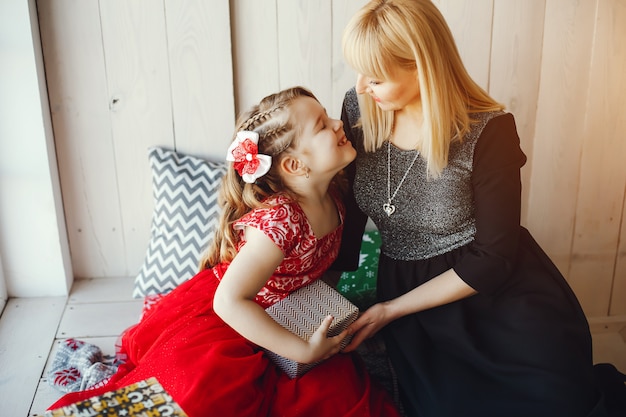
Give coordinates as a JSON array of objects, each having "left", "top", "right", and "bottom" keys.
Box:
[{"left": 335, "top": 1, "right": 605, "bottom": 416}]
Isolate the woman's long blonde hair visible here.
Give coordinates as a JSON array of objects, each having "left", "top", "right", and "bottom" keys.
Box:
[
  {"left": 342, "top": 0, "right": 504, "bottom": 177},
  {"left": 198, "top": 86, "right": 317, "bottom": 270}
]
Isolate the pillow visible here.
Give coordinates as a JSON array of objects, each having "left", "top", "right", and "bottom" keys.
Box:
[
  {"left": 337, "top": 230, "right": 381, "bottom": 309},
  {"left": 133, "top": 147, "right": 227, "bottom": 298}
]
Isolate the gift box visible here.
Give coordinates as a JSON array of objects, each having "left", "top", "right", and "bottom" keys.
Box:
[
  {"left": 338, "top": 230, "right": 381, "bottom": 309},
  {"left": 264, "top": 279, "right": 359, "bottom": 378},
  {"left": 45, "top": 377, "right": 188, "bottom": 417}
]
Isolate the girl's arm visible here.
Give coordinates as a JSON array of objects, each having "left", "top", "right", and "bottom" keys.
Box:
[{"left": 213, "top": 226, "right": 349, "bottom": 364}]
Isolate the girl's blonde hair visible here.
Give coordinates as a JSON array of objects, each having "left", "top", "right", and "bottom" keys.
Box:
[
  {"left": 342, "top": 0, "right": 504, "bottom": 177},
  {"left": 199, "top": 86, "right": 317, "bottom": 270}
]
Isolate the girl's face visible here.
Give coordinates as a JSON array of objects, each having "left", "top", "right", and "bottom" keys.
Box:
[
  {"left": 290, "top": 96, "right": 356, "bottom": 178},
  {"left": 355, "top": 67, "right": 420, "bottom": 112}
]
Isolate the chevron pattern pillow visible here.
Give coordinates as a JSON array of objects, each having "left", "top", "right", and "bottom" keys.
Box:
[{"left": 133, "top": 147, "right": 227, "bottom": 298}]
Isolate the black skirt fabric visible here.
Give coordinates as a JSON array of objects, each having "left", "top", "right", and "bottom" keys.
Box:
[{"left": 377, "top": 227, "right": 602, "bottom": 417}]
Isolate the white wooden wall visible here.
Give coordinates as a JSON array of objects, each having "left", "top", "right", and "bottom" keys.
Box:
[{"left": 36, "top": 0, "right": 626, "bottom": 319}]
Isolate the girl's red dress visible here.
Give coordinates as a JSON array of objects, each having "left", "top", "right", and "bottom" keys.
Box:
[{"left": 48, "top": 194, "right": 400, "bottom": 417}]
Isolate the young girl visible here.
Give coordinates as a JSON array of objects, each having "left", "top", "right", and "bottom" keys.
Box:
[{"left": 48, "top": 87, "right": 401, "bottom": 417}]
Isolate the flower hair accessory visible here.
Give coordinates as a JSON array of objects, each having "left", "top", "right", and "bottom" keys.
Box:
[{"left": 226, "top": 131, "right": 272, "bottom": 183}]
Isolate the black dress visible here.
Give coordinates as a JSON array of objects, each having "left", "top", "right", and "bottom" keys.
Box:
[{"left": 334, "top": 88, "right": 604, "bottom": 417}]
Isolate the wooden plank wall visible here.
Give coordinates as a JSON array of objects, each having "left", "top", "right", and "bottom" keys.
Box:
[
  {"left": 37, "top": 0, "right": 234, "bottom": 281},
  {"left": 36, "top": 0, "right": 626, "bottom": 318}
]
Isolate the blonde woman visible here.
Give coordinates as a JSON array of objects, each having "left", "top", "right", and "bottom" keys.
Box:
[
  {"left": 48, "top": 87, "right": 401, "bottom": 417},
  {"left": 336, "top": 1, "right": 605, "bottom": 416}
]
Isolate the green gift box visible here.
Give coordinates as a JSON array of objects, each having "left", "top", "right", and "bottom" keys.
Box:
[{"left": 337, "top": 230, "right": 381, "bottom": 309}]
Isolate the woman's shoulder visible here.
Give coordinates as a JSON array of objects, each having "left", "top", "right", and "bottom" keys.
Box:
[
  {"left": 341, "top": 87, "right": 365, "bottom": 152},
  {"left": 466, "top": 110, "right": 509, "bottom": 142},
  {"left": 344, "top": 86, "right": 358, "bottom": 103},
  {"left": 470, "top": 111, "right": 526, "bottom": 168},
  {"left": 449, "top": 111, "right": 522, "bottom": 167},
  {"left": 342, "top": 87, "right": 360, "bottom": 120}
]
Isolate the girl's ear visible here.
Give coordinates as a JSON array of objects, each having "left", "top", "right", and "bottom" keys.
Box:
[{"left": 280, "top": 155, "right": 306, "bottom": 176}]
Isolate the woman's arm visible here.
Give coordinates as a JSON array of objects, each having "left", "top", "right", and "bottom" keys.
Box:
[
  {"left": 213, "top": 226, "right": 348, "bottom": 364},
  {"left": 453, "top": 113, "right": 527, "bottom": 294},
  {"left": 343, "top": 269, "right": 476, "bottom": 351}
]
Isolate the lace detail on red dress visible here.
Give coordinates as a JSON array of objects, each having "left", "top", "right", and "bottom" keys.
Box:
[{"left": 227, "top": 193, "right": 344, "bottom": 308}]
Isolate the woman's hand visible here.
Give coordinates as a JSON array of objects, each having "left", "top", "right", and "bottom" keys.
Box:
[
  {"left": 301, "top": 315, "right": 351, "bottom": 364},
  {"left": 341, "top": 302, "right": 392, "bottom": 352},
  {"left": 341, "top": 269, "right": 478, "bottom": 353}
]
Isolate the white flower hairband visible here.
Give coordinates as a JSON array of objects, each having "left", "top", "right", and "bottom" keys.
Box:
[{"left": 226, "top": 131, "right": 272, "bottom": 183}]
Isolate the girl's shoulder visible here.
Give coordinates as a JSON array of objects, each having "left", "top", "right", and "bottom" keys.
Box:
[
  {"left": 235, "top": 194, "right": 304, "bottom": 230},
  {"left": 234, "top": 194, "right": 307, "bottom": 253}
]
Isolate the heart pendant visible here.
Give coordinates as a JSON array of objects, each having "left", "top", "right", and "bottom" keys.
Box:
[{"left": 383, "top": 202, "right": 396, "bottom": 216}]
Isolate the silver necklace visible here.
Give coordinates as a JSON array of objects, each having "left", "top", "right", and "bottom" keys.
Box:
[{"left": 384, "top": 140, "right": 419, "bottom": 216}]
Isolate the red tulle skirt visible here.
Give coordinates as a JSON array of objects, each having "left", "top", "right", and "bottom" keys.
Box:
[{"left": 48, "top": 269, "right": 400, "bottom": 417}]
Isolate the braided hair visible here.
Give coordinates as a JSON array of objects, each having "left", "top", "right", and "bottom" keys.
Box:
[{"left": 199, "top": 86, "right": 317, "bottom": 269}]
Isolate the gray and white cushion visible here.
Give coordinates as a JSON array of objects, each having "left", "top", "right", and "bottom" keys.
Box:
[{"left": 133, "top": 147, "right": 226, "bottom": 298}]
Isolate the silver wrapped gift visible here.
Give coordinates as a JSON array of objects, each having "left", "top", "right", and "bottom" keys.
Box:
[{"left": 264, "top": 279, "right": 359, "bottom": 378}]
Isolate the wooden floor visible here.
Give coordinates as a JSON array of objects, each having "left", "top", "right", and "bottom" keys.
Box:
[
  {"left": 0, "top": 276, "right": 625, "bottom": 417},
  {"left": 0, "top": 277, "right": 143, "bottom": 417}
]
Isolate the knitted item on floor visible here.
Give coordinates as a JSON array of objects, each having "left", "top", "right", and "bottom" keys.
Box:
[
  {"left": 80, "top": 362, "right": 117, "bottom": 391},
  {"left": 48, "top": 338, "right": 118, "bottom": 393}
]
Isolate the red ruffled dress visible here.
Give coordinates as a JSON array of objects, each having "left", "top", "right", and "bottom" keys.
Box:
[{"left": 48, "top": 194, "right": 400, "bottom": 417}]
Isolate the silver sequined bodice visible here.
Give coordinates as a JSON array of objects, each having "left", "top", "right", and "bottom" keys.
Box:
[{"left": 344, "top": 89, "right": 502, "bottom": 261}]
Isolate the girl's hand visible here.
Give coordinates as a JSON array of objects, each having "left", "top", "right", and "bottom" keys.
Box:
[
  {"left": 302, "top": 315, "right": 350, "bottom": 364},
  {"left": 341, "top": 302, "right": 391, "bottom": 352}
]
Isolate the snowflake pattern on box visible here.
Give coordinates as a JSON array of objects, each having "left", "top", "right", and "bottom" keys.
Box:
[
  {"left": 338, "top": 230, "right": 381, "bottom": 309},
  {"left": 46, "top": 377, "right": 188, "bottom": 417}
]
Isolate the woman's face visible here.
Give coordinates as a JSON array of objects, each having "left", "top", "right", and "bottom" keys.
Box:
[{"left": 355, "top": 67, "right": 420, "bottom": 112}]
